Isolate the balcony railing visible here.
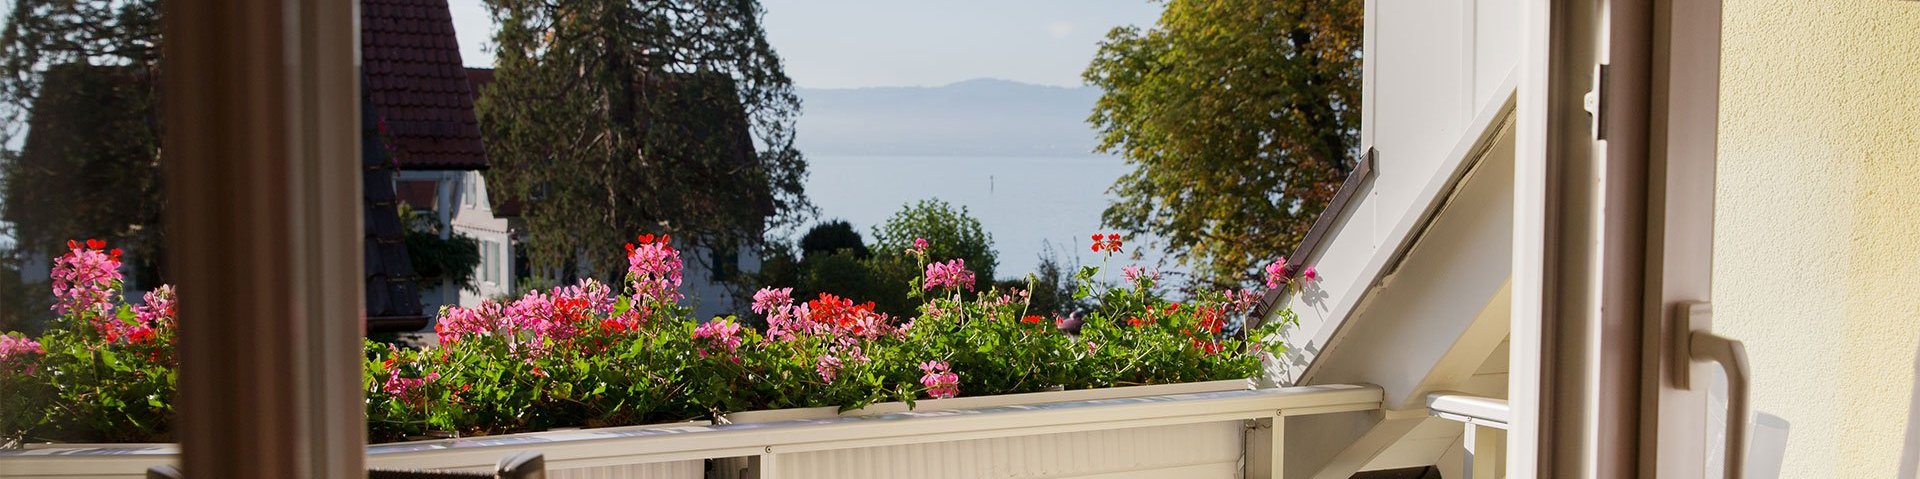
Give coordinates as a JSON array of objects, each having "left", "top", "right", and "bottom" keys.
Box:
[{"left": 0, "top": 384, "right": 1382, "bottom": 479}]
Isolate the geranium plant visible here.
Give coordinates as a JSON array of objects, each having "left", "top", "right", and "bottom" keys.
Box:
[
  {"left": 0, "top": 240, "right": 177, "bottom": 446},
  {"left": 1, "top": 233, "right": 1311, "bottom": 446}
]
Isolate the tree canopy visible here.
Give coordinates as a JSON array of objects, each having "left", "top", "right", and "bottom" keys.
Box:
[
  {"left": 0, "top": 0, "right": 167, "bottom": 306},
  {"left": 1084, "top": 0, "right": 1362, "bottom": 287},
  {"left": 477, "top": 0, "right": 809, "bottom": 279},
  {"left": 870, "top": 198, "right": 997, "bottom": 283}
]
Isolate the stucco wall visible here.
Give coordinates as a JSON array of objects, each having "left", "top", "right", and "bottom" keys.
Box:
[{"left": 1714, "top": 0, "right": 1920, "bottom": 477}]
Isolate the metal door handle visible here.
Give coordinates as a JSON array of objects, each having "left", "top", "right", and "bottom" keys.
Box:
[{"left": 1675, "top": 302, "right": 1750, "bottom": 479}]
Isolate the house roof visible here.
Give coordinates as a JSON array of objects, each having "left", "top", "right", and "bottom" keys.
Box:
[
  {"left": 363, "top": 0, "right": 487, "bottom": 171},
  {"left": 362, "top": 94, "right": 430, "bottom": 332}
]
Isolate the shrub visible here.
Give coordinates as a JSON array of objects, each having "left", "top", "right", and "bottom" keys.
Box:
[
  {"left": 871, "top": 199, "right": 998, "bottom": 282},
  {"left": 0, "top": 240, "right": 176, "bottom": 447},
  {"left": 798, "top": 219, "right": 869, "bottom": 259},
  {"left": 400, "top": 206, "right": 482, "bottom": 292}
]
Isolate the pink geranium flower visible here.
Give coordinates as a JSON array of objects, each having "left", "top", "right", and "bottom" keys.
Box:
[
  {"left": 816, "top": 354, "right": 843, "bottom": 383},
  {"left": 0, "top": 335, "right": 42, "bottom": 361},
  {"left": 693, "top": 319, "right": 744, "bottom": 357},
  {"left": 50, "top": 239, "right": 124, "bottom": 320},
  {"left": 752, "top": 287, "right": 794, "bottom": 315},
  {"left": 1263, "top": 259, "right": 1289, "bottom": 290},
  {"left": 923, "top": 259, "right": 976, "bottom": 292},
  {"left": 625, "top": 234, "right": 684, "bottom": 304},
  {"left": 382, "top": 369, "right": 441, "bottom": 406},
  {"left": 918, "top": 360, "right": 960, "bottom": 399}
]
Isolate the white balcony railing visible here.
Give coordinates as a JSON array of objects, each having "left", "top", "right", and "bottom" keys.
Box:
[
  {"left": 0, "top": 384, "right": 1382, "bottom": 479},
  {"left": 1428, "top": 392, "right": 1511, "bottom": 479}
]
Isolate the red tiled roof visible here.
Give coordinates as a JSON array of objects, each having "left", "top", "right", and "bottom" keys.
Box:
[
  {"left": 465, "top": 67, "right": 494, "bottom": 96},
  {"left": 363, "top": 0, "right": 487, "bottom": 171}
]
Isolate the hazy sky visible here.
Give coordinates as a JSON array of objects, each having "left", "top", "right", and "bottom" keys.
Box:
[{"left": 446, "top": 0, "right": 1164, "bottom": 89}]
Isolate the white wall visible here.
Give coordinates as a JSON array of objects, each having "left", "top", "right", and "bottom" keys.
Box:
[
  {"left": 1268, "top": 0, "right": 1521, "bottom": 392},
  {"left": 450, "top": 171, "right": 515, "bottom": 306},
  {"left": 1713, "top": 1, "right": 1920, "bottom": 476},
  {"left": 396, "top": 169, "right": 468, "bottom": 313}
]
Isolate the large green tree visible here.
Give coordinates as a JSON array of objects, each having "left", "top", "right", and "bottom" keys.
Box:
[
  {"left": 477, "top": 0, "right": 809, "bottom": 279},
  {"left": 1085, "top": 0, "right": 1361, "bottom": 287},
  {"left": 0, "top": 0, "right": 166, "bottom": 332}
]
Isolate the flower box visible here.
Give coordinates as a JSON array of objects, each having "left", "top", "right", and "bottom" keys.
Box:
[
  {"left": 0, "top": 385, "right": 1384, "bottom": 479},
  {"left": 717, "top": 378, "right": 1253, "bottom": 424},
  {"left": 711, "top": 378, "right": 1254, "bottom": 479}
]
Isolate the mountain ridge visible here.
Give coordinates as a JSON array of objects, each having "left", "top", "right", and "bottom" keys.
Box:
[{"left": 794, "top": 78, "right": 1105, "bottom": 157}]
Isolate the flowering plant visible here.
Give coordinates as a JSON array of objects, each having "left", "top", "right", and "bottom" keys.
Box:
[
  {"left": 1, "top": 240, "right": 178, "bottom": 447},
  {"left": 2, "top": 233, "right": 1305, "bottom": 446}
]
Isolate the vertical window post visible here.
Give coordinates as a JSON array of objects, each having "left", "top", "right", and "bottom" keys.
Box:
[{"left": 163, "top": 0, "right": 365, "bottom": 476}]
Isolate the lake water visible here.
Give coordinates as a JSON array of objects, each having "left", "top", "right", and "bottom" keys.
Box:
[{"left": 803, "top": 155, "right": 1163, "bottom": 278}]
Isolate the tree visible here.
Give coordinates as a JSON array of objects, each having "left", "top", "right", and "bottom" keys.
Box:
[
  {"left": 476, "top": 0, "right": 809, "bottom": 280},
  {"left": 0, "top": 0, "right": 166, "bottom": 296},
  {"left": 1084, "top": 0, "right": 1362, "bottom": 287},
  {"left": 870, "top": 199, "right": 997, "bottom": 282},
  {"left": 798, "top": 219, "right": 868, "bottom": 259}
]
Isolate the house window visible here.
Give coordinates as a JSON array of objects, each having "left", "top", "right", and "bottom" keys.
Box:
[
  {"left": 709, "top": 245, "right": 740, "bottom": 281},
  {"left": 462, "top": 175, "right": 476, "bottom": 208},
  {"left": 481, "top": 240, "right": 498, "bottom": 284},
  {"left": 492, "top": 241, "right": 504, "bottom": 284}
]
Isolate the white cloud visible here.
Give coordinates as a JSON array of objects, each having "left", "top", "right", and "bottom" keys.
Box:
[{"left": 1047, "top": 21, "right": 1075, "bottom": 38}]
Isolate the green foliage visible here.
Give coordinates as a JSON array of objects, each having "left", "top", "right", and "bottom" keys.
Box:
[
  {"left": 476, "top": 0, "right": 810, "bottom": 278},
  {"left": 756, "top": 207, "right": 998, "bottom": 319},
  {"left": 751, "top": 244, "right": 916, "bottom": 319},
  {"left": 399, "top": 207, "right": 482, "bottom": 292},
  {"left": 0, "top": 268, "right": 175, "bottom": 447},
  {"left": 870, "top": 199, "right": 998, "bottom": 281},
  {"left": 798, "top": 220, "right": 868, "bottom": 259},
  {"left": 17, "top": 323, "right": 177, "bottom": 444},
  {"left": 1085, "top": 0, "right": 1362, "bottom": 286},
  {"left": 1023, "top": 243, "right": 1086, "bottom": 317}
]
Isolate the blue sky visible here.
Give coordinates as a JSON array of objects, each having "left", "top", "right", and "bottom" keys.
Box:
[{"left": 446, "top": 0, "right": 1164, "bottom": 89}]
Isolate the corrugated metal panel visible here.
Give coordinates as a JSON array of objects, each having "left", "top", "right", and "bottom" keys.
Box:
[{"left": 769, "top": 421, "right": 1244, "bottom": 479}]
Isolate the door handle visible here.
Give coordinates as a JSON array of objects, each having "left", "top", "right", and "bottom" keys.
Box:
[{"left": 1674, "top": 302, "right": 1750, "bottom": 479}]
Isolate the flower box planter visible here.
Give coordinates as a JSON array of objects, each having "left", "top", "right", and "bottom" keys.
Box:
[
  {"left": 711, "top": 379, "right": 1254, "bottom": 479},
  {"left": 0, "top": 382, "right": 1387, "bottom": 479},
  {"left": 718, "top": 378, "right": 1254, "bottom": 424},
  {"left": 0, "top": 382, "right": 1253, "bottom": 479}
]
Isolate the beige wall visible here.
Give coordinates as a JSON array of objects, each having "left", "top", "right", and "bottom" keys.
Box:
[{"left": 1715, "top": 0, "right": 1920, "bottom": 477}]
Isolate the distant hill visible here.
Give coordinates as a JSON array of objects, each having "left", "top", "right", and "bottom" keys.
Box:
[{"left": 794, "top": 79, "right": 1104, "bottom": 157}]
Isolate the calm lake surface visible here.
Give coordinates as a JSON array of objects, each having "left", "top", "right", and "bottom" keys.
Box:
[{"left": 803, "top": 154, "right": 1165, "bottom": 278}]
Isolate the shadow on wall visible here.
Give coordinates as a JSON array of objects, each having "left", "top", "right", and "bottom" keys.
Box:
[{"left": 1900, "top": 338, "right": 1920, "bottom": 478}]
